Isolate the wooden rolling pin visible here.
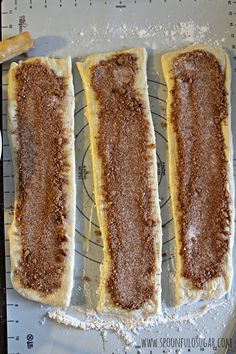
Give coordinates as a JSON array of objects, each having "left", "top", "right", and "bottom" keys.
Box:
[{"left": 0, "top": 32, "right": 34, "bottom": 64}]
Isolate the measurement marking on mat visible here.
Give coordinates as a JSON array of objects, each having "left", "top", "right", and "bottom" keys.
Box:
[
  {"left": 163, "top": 236, "right": 175, "bottom": 245},
  {"left": 74, "top": 105, "right": 86, "bottom": 116},
  {"left": 149, "top": 94, "right": 166, "bottom": 103},
  {"left": 151, "top": 111, "right": 166, "bottom": 120},
  {"left": 75, "top": 228, "right": 103, "bottom": 248},
  {"left": 162, "top": 218, "right": 173, "bottom": 227},
  {"left": 75, "top": 249, "right": 101, "bottom": 264},
  {"left": 160, "top": 196, "right": 171, "bottom": 209},
  {"left": 148, "top": 79, "right": 167, "bottom": 86},
  {"left": 162, "top": 255, "right": 175, "bottom": 263},
  {"left": 76, "top": 204, "right": 99, "bottom": 228},
  {"left": 154, "top": 129, "right": 167, "bottom": 143},
  {"left": 7, "top": 303, "right": 19, "bottom": 307},
  {"left": 75, "top": 88, "right": 84, "bottom": 96}
]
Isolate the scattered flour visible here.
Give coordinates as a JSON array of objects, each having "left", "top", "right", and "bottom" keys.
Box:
[
  {"left": 48, "top": 308, "right": 135, "bottom": 346},
  {"left": 39, "top": 316, "right": 46, "bottom": 325},
  {"left": 48, "top": 294, "right": 236, "bottom": 347},
  {"left": 74, "top": 19, "right": 226, "bottom": 51}
]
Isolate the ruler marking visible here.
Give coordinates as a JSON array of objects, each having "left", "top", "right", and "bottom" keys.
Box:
[
  {"left": 7, "top": 304, "right": 19, "bottom": 308},
  {"left": 2, "top": 10, "right": 13, "bottom": 15}
]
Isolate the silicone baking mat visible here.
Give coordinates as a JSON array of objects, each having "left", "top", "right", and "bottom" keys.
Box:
[{"left": 1, "top": 0, "right": 236, "bottom": 353}]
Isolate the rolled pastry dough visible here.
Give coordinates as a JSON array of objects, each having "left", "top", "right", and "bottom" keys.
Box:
[
  {"left": 77, "top": 48, "right": 162, "bottom": 318},
  {"left": 162, "top": 44, "right": 234, "bottom": 306},
  {"left": 8, "top": 57, "right": 75, "bottom": 307}
]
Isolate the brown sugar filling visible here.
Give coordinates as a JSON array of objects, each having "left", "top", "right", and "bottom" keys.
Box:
[
  {"left": 91, "top": 53, "right": 157, "bottom": 310},
  {"left": 14, "top": 62, "right": 69, "bottom": 294},
  {"left": 171, "top": 50, "right": 230, "bottom": 288}
]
